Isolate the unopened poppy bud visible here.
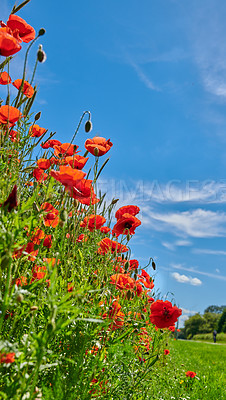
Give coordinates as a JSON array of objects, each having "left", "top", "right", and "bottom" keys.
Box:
[
  {"left": 16, "top": 294, "right": 24, "bottom": 303},
  {"left": 126, "top": 290, "right": 131, "bottom": 300},
  {"left": 111, "top": 198, "right": 119, "bottom": 205},
  {"left": 152, "top": 261, "right": 156, "bottom": 270},
  {"left": 37, "top": 44, "right": 47, "bottom": 63},
  {"left": 85, "top": 120, "right": 92, "bottom": 133},
  {"left": 33, "top": 202, "right": 40, "bottom": 213},
  {"left": 38, "top": 28, "right": 46, "bottom": 36},
  {"left": 124, "top": 261, "right": 129, "bottom": 271},
  {"left": 60, "top": 209, "right": 67, "bottom": 222},
  {"left": 94, "top": 147, "right": 99, "bottom": 156},
  {"left": 35, "top": 111, "right": 41, "bottom": 121},
  {"left": 47, "top": 319, "right": 56, "bottom": 333},
  {"left": 141, "top": 314, "right": 145, "bottom": 320},
  {"left": 134, "top": 273, "right": 137, "bottom": 281},
  {"left": 127, "top": 234, "right": 130, "bottom": 242},
  {"left": 30, "top": 306, "right": 38, "bottom": 311}
]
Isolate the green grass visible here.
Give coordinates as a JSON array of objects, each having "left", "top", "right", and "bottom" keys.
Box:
[{"left": 146, "top": 339, "right": 226, "bottom": 400}]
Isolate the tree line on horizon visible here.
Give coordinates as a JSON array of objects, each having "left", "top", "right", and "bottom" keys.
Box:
[{"left": 179, "top": 305, "right": 226, "bottom": 339}]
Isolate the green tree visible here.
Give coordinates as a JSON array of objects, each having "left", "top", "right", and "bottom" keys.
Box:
[
  {"left": 199, "top": 312, "right": 219, "bottom": 333},
  {"left": 184, "top": 314, "right": 204, "bottom": 338},
  {"left": 204, "top": 305, "right": 226, "bottom": 314},
  {"left": 218, "top": 310, "right": 226, "bottom": 333}
]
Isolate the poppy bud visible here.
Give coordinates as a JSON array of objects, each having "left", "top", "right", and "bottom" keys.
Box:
[
  {"left": 30, "top": 306, "right": 38, "bottom": 311},
  {"left": 94, "top": 147, "right": 99, "bottom": 156},
  {"left": 60, "top": 209, "right": 67, "bottom": 222},
  {"left": 152, "top": 261, "right": 156, "bottom": 270},
  {"left": 85, "top": 120, "right": 92, "bottom": 133},
  {"left": 38, "top": 28, "right": 46, "bottom": 36},
  {"left": 47, "top": 319, "right": 56, "bottom": 333},
  {"left": 16, "top": 294, "right": 24, "bottom": 303},
  {"left": 59, "top": 220, "right": 65, "bottom": 228},
  {"left": 127, "top": 234, "right": 130, "bottom": 242},
  {"left": 34, "top": 111, "right": 41, "bottom": 121},
  {"left": 124, "top": 261, "right": 129, "bottom": 271},
  {"left": 126, "top": 290, "right": 131, "bottom": 300},
  {"left": 134, "top": 273, "right": 137, "bottom": 281},
  {"left": 111, "top": 198, "right": 119, "bottom": 205},
  {"left": 37, "top": 44, "right": 47, "bottom": 63}
]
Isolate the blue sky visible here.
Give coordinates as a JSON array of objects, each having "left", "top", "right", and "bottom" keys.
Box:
[{"left": 1, "top": 0, "right": 226, "bottom": 326}]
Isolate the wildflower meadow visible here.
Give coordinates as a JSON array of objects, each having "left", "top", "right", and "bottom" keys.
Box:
[{"left": 0, "top": 2, "right": 225, "bottom": 399}]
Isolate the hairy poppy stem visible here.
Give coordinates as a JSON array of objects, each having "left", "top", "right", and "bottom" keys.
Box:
[
  {"left": 69, "top": 110, "right": 91, "bottom": 146},
  {"left": 14, "top": 33, "right": 42, "bottom": 108}
]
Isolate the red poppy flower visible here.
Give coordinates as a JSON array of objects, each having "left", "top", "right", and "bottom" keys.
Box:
[
  {"left": 149, "top": 300, "right": 182, "bottom": 329},
  {"left": 41, "top": 203, "right": 59, "bottom": 228},
  {"left": 168, "top": 325, "right": 176, "bottom": 332},
  {"left": 129, "top": 259, "right": 139, "bottom": 271},
  {"left": 1, "top": 185, "right": 17, "bottom": 212},
  {"left": 7, "top": 14, "right": 35, "bottom": 43},
  {"left": 112, "top": 213, "right": 141, "bottom": 236},
  {"left": 0, "top": 71, "right": 11, "bottom": 85},
  {"left": 98, "top": 237, "right": 128, "bottom": 255},
  {"left": 43, "top": 235, "right": 52, "bottom": 248},
  {"left": 31, "top": 229, "right": 45, "bottom": 245},
  {"left": 65, "top": 154, "right": 88, "bottom": 170},
  {"left": 9, "top": 129, "right": 19, "bottom": 142},
  {"left": 54, "top": 143, "right": 78, "bottom": 158},
  {"left": 37, "top": 158, "right": 51, "bottom": 170},
  {"left": 50, "top": 166, "right": 86, "bottom": 187},
  {"left": 185, "top": 371, "right": 196, "bottom": 378},
  {"left": 25, "top": 242, "right": 39, "bottom": 261},
  {"left": 66, "top": 179, "right": 99, "bottom": 205},
  {"left": 29, "top": 124, "right": 47, "bottom": 137},
  {"left": 85, "top": 136, "right": 113, "bottom": 156},
  {"left": 164, "top": 349, "right": 170, "bottom": 355},
  {"left": 0, "top": 28, "right": 21, "bottom": 56},
  {"left": 100, "top": 226, "right": 111, "bottom": 234},
  {"left": 0, "top": 352, "right": 15, "bottom": 363},
  {"left": 137, "top": 270, "right": 154, "bottom": 290},
  {"left": 31, "top": 265, "right": 47, "bottom": 282},
  {"left": 115, "top": 205, "right": 140, "bottom": 220},
  {"left": 12, "top": 79, "right": 34, "bottom": 98},
  {"left": 41, "top": 139, "right": 62, "bottom": 149},
  {"left": 15, "top": 275, "right": 27, "bottom": 286},
  {"left": 33, "top": 167, "right": 48, "bottom": 182},
  {"left": 0, "top": 105, "right": 22, "bottom": 126},
  {"left": 68, "top": 283, "right": 73, "bottom": 292},
  {"left": 110, "top": 273, "right": 135, "bottom": 290},
  {"left": 76, "top": 234, "right": 87, "bottom": 243},
  {"left": 147, "top": 297, "right": 155, "bottom": 304},
  {"left": 103, "top": 301, "right": 124, "bottom": 330},
  {"left": 80, "top": 214, "right": 106, "bottom": 231}
]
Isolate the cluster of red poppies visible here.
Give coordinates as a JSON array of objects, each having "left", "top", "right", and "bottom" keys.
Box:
[{"left": 0, "top": 14, "right": 35, "bottom": 57}]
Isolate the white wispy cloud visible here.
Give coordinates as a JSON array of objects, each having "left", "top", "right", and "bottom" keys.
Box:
[
  {"left": 142, "top": 208, "right": 226, "bottom": 238},
  {"left": 162, "top": 240, "right": 192, "bottom": 251},
  {"left": 193, "top": 248, "right": 226, "bottom": 256},
  {"left": 190, "top": 0, "right": 226, "bottom": 99},
  {"left": 171, "top": 263, "right": 226, "bottom": 281},
  {"left": 172, "top": 272, "right": 202, "bottom": 286},
  {"left": 181, "top": 307, "right": 198, "bottom": 315},
  {"left": 128, "top": 59, "right": 160, "bottom": 91}
]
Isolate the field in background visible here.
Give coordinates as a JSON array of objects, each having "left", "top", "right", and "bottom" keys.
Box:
[{"left": 147, "top": 339, "right": 226, "bottom": 400}]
